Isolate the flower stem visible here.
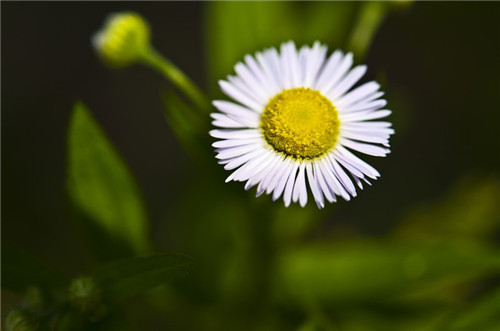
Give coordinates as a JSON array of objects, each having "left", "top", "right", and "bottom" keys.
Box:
[
  {"left": 140, "top": 47, "right": 210, "bottom": 113},
  {"left": 347, "top": 2, "right": 388, "bottom": 60}
]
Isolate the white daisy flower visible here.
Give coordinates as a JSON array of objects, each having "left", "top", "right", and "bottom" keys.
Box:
[{"left": 210, "top": 41, "right": 394, "bottom": 209}]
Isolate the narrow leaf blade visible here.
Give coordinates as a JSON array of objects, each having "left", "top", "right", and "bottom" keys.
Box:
[{"left": 67, "top": 102, "right": 151, "bottom": 259}]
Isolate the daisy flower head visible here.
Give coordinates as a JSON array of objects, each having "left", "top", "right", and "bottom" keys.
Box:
[{"left": 210, "top": 41, "right": 394, "bottom": 209}]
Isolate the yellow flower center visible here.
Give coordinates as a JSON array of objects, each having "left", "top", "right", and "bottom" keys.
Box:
[{"left": 261, "top": 88, "right": 340, "bottom": 160}]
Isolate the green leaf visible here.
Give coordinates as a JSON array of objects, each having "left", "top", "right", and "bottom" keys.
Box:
[
  {"left": 2, "top": 246, "right": 66, "bottom": 293},
  {"left": 93, "top": 252, "right": 194, "bottom": 303},
  {"left": 440, "top": 288, "right": 500, "bottom": 331},
  {"left": 67, "top": 102, "right": 151, "bottom": 259},
  {"left": 271, "top": 204, "right": 326, "bottom": 246},
  {"left": 204, "top": 2, "right": 358, "bottom": 91},
  {"left": 274, "top": 240, "right": 500, "bottom": 305},
  {"left": 396, "top": 175, "right": 500, "bottom": 243},
  {"left": 161, "top": 90, "right": 208, "bottom": 161}
]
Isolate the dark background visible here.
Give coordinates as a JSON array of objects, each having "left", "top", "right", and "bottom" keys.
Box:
[{"left": 2, "top": 0, "right": 499, "bottom": 294}]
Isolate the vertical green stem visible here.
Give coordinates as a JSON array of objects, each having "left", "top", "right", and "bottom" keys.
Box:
[
  {"left": 140, "top": 47, "right": 210, "bottom": 112},
  {"left": 347, "top": 2, "right": 389, "bottom": 60}
]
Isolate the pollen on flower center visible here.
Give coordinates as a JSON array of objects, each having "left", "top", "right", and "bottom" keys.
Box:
[{"left": 260, "top": 87, "right": 340, "bottom": 159}]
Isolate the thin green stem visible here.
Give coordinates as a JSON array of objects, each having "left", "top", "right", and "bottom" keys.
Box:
[
  {"left": 140, "top": 47, "right": 210, "bottom": 113},
  {"left": 347, "top": 2, "right": 389, "bottom": 60}
]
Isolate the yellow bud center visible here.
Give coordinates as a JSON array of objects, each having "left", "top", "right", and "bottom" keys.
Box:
[{"left": 261, "top": 88, "right": 340, "bottom": 160}]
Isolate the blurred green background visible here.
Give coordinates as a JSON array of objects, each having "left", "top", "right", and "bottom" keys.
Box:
[{"left": 2, "top": 2, "right": 500, "bottom": 330}]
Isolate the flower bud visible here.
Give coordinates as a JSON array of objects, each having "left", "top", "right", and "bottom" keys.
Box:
[
  {"left": 69, "top": 276, "right": 101, "bottom": 312},
  {"left": 68, "top": 276, "right": 107, "bottom": 321},
  {"left": 92, "top": 12, "right": 150, "bottom": 68}
]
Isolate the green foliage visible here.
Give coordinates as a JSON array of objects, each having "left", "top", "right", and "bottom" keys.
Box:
[
  {"left": 274, "top": 240, "right": 500, "bottom": 305},
  {"left": 161, "top": 90, "right": 208, "bottom": 162},
  {"left": 93, "top": 252, "right": 194, "bottom": 303},
  {"left": 397, "top": 175, "right": 500, "bottom": 242},
  {"left": 347, "top": 2, "right": 389, "bottom": 59},
  {"left": 204, "top": 2, "right": 359, "bottom": 91},
  {"left": 439, "top": 288, "right": 500, "bottom": 331},
  {"left": 2, "top": 246, "right": 66, "bottom": 293},
  {"left": 67, "top": 102, "right": 151, "bottom": 259},
  {"left": 3, "top": 251, "right": 193, "bottom": 331},
  {"left": 6, "top": 309, "right": 37, "bottom": 331},
  {"left": 9, "top": 3, "right": 500, "bottom": 331}
]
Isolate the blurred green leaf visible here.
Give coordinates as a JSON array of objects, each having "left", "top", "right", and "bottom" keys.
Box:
[
  {"left": 161, "top": 90, "right": 208, "bottom": 161},
  {"left": 67, "top": 102, "right": 151, "bottom": 259},
  {"left": 396, "top": 175, "right": 500, "bottom": 242},
  {"left": 272, "top": 205, "right": 326, "bottom": 246},
  {"left": 2, "top": 246, "right": 66, "bottom": 293},
  {"left": 93, "top": 252, "right": 194, "bottom": 303},
  {"left": 274, "top": 240, "right": 500, "bottom": 305},
  {"left": 6, "top": 309, "right": 38, "bottom": 331},
  {"left": 204, "top": 2, "right": 358, "bottom": 91},
  {"left": 439, "top": 288, "right": 500, "bottom": 331}
]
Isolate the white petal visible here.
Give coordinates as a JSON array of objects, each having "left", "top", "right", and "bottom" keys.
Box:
[
  {"left": 254, "top": 154, "right": 282, "bottom": 195},
  {"left": 285, "top": 41, "right": 301, "bottom": 87},
  {"left": 267, "top": 157, "right": 291, "bottom": 196},
  {"left": 211, "top": 113, "right": 257, "bottom": 128},
  {"left": 341, "top": 99, "right": 388, "bottom": 114},
  {"left": 212, "top": 137, "right": 261, "bottom": 148},
  {"left": 333, "top": 150, "right": 365, "bottom": 179},
  {"left": 339, "top": 138, "right": 390, "bottom": 157},
  {"left": 306, "top": 162, "right": 324, "bottom": 208},
  {"left": 354, "top": 176, "right": 364, "bottom": 189},
  {"left": 327, "top": 65, "right": 367, "bottom": 101},
  {"left": 304, "top": 42, "right": 327, "bottom": 88},
  {"left": 342, "top": 126, "right": 395, "bottom": 139},
  {"left": 212, "top": 100, "right": 260, "bottom": 119},
  {"left": 210, "top": 129, "right": 261, "bottom": 140},
  {"left": 343, "top": 121, "right": 393, "bottom": 129},
  {"left": 342, "top": 91, "right": 385, "bottom": 111},
  {"left": 244, "top": 54, "right": 278, "bottom": 99},
  {"left": 298, "top": 46, "right": 309, "bottom": 86},
  {"left": 283, "top": 161, "right": 299, "bottom": 207},
  {"left": 336, "top": 145, "right": 381, "bottom": 179},
  {"left": 272, "top": 159, "right": 295, "bottom": 201},
  {"left": 314, "top": 50, "right": 346, "bottom": 92},
  {"left": 292, "top": 162, "right": 307, "bottom": 205},
  {"left": 265, "top": 48, "right": 284, "bottom": 90},
  {"left": 280, "top": 43, "right": 292, "bottom": 89},
  {"left": 227, "top": 75, "right": 266, "bottom": 106},
  {"left": 328, "top": 155, "right": 357, "bottom": 196},
  {"left": 216, "top": 143, "right": 262, "bottom": 160},
  {"left": 340, "top": 109, "right": 392, "bottom": 122},
  {"left": 314, "top": 162, "right": 336, "bottom": 203},
  {"left": 219, "top": 80, "right": 263, "bottom": 112},
  {"left": 339, "top": 130, "right": 391, "bottom": 146},
  {"left": 234, "top": 62, "right": 268, "bottom": 103},
  {"left": 211, "top": 114, "right": 245, "bottom": 128},
  {"left": 243, "top": 151, "right": 278, "bottom": 190},
  {"left": 256, "top": 51, "right": 281, "bottom": 95},
  {"left": 320, "top": 159, "right": 351, "bottom": 201},
  {"left": 229, "top": 149, "right": 273, "bottom": 182},
  {"left": 223, "top": 148, "right": 266, "bottom": 171},
  {"left": 335, "top": 81, "right": 380, "bottom": 108}
]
